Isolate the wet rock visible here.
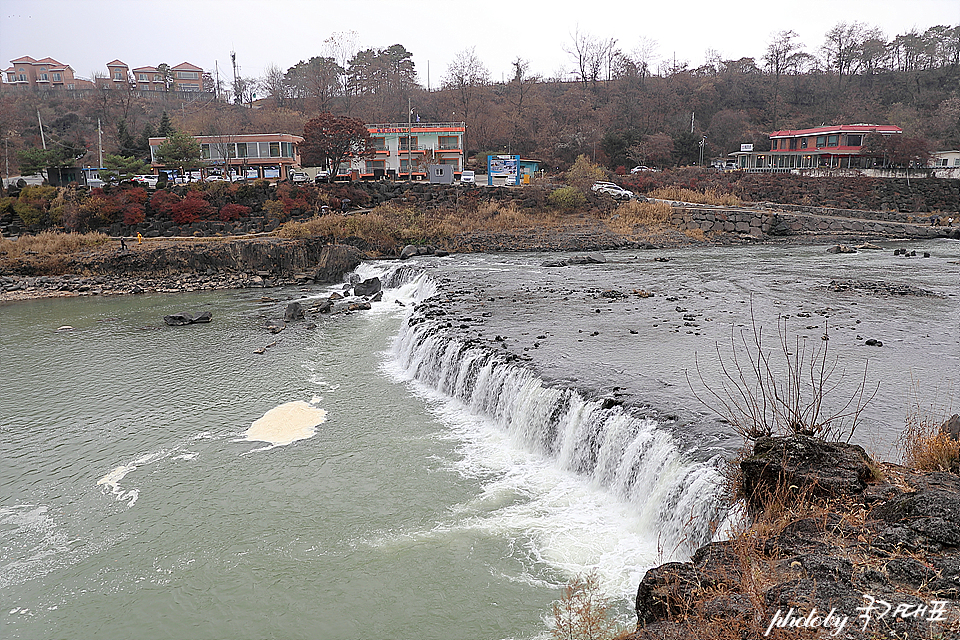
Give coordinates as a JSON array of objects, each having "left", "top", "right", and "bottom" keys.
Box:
[
  {"left": 371, "top": 291, "right": 383, "bottom": 302},
  {"left": 826, "top": 244, "right": 856, "bottom": 254},
  {"left": 348, "top": 301, "right": 372, "bottom": 311},
  {"left": 567, "top": 252, "right": 606, "bottom": 264},
  {"left": 163, "top": 311, "right": 212, "bottom": 326},
  {"left": 284, "top": 302, "right": 305, "bottom": 322},
  {"left": 354, "top": 277, "right": 382, "bottom": 297},
  {"left": 400, "top": 244, "right": 419, "bottom": 260},
  {"left": 314, "top": 299, "right": 333, "bottom": 314},
  {"left": 264, "top": 320, "right": 285, "bottom": 334},
  {"left": 541, "top": 259, "right": 568, "bottom": 267},
  {"left": 865, "top": 338, "right": 883, "bottom": 346},
  {"left": 945, "top": 414, "right": 960, "bottom": 440}
]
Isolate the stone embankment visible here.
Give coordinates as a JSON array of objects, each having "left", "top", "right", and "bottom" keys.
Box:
[
  {"left": 1, "top": 239, "right": 362, "bottom": 301},
  {"left": 671, "top": 203, "right": 959, "bottom": 240}
]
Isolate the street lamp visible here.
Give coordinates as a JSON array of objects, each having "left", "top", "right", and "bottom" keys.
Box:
[{"left": 698, "top": 135, "right": 707, "bottom": 167}]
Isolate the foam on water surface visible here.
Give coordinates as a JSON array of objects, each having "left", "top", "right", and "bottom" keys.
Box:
[{"left": 244, "top": 400, "right": 327, "bottom": 446}]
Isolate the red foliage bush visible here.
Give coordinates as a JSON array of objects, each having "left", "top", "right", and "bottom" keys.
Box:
[
  {"left": 149, "top": 190, "right": 180, "bottom": 217},
  {"left": 123, "top": 204, "right": 145, "bottom": 225},
  {"left": 169, "top": 193, "right": 213, "bottom": 224},
  {"left": 219, "top": 203, "right": 250, "bottom": 222}
]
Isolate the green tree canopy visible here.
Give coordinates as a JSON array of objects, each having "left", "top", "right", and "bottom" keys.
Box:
[
  {"left": 155, "top": 129, "right": 202, "bottom": 176},
  {"left": 101, "top": 154, "right": 149, "bottom": 182}
]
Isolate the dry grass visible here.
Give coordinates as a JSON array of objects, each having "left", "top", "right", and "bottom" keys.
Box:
[
  {"left": 279, "top": 201, "right": 564, "bottom": 254},
  {"left": 0, "top": 231, "right": 110, "bottom": 258},
  {"left": 648, "top": 186, "right": 742, "bottom": 207},
  {"left": 898, "top": 408, "right": 960, "bottom": 472},
  {"left": 604, "top": 200, "right": 673, "bottom": 235}
]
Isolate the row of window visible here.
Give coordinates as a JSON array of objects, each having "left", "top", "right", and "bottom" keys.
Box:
[
  {"left": 198, "top": 141, "right": 296, "bottom": 160},
  {"left": 8, "top": 72, "right": 64, "bottom": 82},
  {"left": 363, "top": 159, "right": 461, "bottom": 172},
  {"left": 370, "top": 135, "right": 461, "bottom": 151},
  {"left": 772, "top": 134, "right": 865, "bottom": 151}
]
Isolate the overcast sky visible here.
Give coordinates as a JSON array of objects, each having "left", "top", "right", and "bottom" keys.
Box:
[{"left": 2, "top": 0, "right": 958, "bottom": 86}]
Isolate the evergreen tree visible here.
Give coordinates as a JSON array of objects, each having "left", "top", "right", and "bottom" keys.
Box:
[{"left": 157, "top": 112, "right": 173, "bottom": 137}]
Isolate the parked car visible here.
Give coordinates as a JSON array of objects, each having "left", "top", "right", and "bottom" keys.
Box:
[
  {"left": 460, "top": 170, "right": 475, "bottom": 184},
  {"left": 591, "top": 181, "right": 619, "bottom": 192},
  {"left": 630, "top": 165, "right": 659, "bottom": 174},
  {"left": 131, "top": 175, "right": 159, "bottom": 188},
  {"left": 291, "top": 171, "right": 309, "bottom": 184},
  {"left": 313, "top": 169, "right": 331, "bottom": 183}
]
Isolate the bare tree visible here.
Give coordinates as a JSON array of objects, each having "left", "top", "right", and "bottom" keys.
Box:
[
  {"left": 764, "top": 30, "right": 805, "bottom": 128},
  {"left": 261, "top": 63, "right": 290, "bottom": 108},
  {"left": 822, "top": 21, "right": 871, "bottom": 91},
  {"left": 442, "top": 47, "right": 490, "bottom": 124}
]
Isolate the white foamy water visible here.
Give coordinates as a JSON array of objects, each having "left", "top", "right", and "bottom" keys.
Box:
[{"left": 244, "top": 400, "right": 328, "bottom": 446}]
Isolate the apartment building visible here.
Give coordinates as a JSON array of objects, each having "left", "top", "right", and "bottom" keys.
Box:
[{"left": 3, "top": 56, "right": 93, "bottom": 90}]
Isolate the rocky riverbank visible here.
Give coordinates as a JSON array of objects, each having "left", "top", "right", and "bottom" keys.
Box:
[
  {"left": 0, "top": 238, "right": 363, "bottom": 302},
  {"left": 625, "top": 435, "right": 960, "bottom": 640}
]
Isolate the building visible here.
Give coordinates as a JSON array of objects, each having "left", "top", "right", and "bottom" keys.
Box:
[
  {"left": 735, "top": 124, "right": 903, "bottom": 172},
  {"left": 344, "top": 122, "right": 465, "bottom": 179},
  {"left": 929, "top": 150, "right": 960, "bottom": 168},
  {"left": 103, "top": 60, "right": 204, "bottom": 91},
  {"left": 149, "top": 133, "right": 304, "bottom": 180},
  {"left": 3, "top": 56, "right": 93, "bottom": 90}
]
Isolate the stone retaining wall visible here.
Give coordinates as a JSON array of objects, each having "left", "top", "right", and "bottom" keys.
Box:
[{"left": 671, "top": 206, "right": 956, "bottom": 239}]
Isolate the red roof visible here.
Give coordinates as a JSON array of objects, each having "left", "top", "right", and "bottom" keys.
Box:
[
  {"left": 106, "top": 59, "right": 127, "bottom": 67},
  {"left": 172, "top": 62, "right": 202, "bottom": 71},
  {"left": 132, "top": 66, "right": 158, "bottom": 73},
  {"left": 770, "top": 124, "right": 902, "bottom": 138},
  {"left": 11, "top": 56, "right": 37, "bottom": 63},
  {"left": 36, "top": 57, "right": 63, "bottom": 66}
]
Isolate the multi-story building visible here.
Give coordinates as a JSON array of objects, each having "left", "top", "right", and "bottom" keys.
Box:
[
  {"left": 736, "top": 124, "right": 903, "bottom": 171},
  {"left": 344, "top": 122, "right": 465, "bottom": 178},
  {"left": 103, "top": 60, "right": 204, "bottom": 91},
  {"left": 149, "top": 133, "right": 304, "bottom": 180},
  {"left": 3, "top": 56, "right": 93, "bottom": 90}
]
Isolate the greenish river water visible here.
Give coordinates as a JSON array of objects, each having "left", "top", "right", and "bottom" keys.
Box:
[{"left": 1, "top": 274, "right": 654, "bottom": 640}]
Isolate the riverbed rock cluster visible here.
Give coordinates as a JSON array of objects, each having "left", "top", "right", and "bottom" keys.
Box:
[{"left": 625, "top": 436, "right": 960, "bottom": 640}]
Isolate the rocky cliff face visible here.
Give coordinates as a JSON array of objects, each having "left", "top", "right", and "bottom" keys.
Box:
[
  {"left": 62, "top": 238, "right": 363, "bottom": 282},
  {"left": 627, "top": 436, "right": 960, "bottom": 640}
]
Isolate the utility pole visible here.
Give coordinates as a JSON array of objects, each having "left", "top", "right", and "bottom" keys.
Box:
[
  {"left": 37, "top": 110, "right": 47, "bottom": 149},
  {"left": 98, "top": 119, "right": 103, "bottom": 168}
]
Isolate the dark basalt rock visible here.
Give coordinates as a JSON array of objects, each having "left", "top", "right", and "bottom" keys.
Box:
[
  {"left": 163, "top": 311, "right": 212, "bottom": 326},
  {"left": 354, "top": 277, "right": 382, "bottom": 297},
  {"left": 740, "top": 435, "right": 875, "bottom": 506},
  {"left": 284, "top": 302, "right": 304, "bottom": 321}
]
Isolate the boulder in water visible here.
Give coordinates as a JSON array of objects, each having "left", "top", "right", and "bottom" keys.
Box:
[
  {"left": 164, "top": 311, "right": 212, "bottom": 326},
  {"left": 354, "top": 277, "right": 382, "bottom": 297},
  {"left": 284, "top": 302, "right": 305, "bottom": 321}
]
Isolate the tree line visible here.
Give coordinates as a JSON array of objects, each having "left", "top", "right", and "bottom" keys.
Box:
[{"left": 2, "top": 22, "right": 958, "bottom": 178}]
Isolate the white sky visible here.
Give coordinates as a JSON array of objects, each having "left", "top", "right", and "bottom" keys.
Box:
[{"left": 2, "top": 0, "right": 958, "bottom": 86}]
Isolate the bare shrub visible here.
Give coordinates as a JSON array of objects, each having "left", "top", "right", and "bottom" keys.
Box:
[
  {"left": 604, "top": 200, "right": 673, "bottom": 235},
  {"left": 688, "top": 314, "right": 878, "bottom": 441},
  {"left": 551, "top": 572, "right": 623, "bottom": 640}
]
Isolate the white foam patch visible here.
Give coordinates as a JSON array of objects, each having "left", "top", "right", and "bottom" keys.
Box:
[
  {"left": 244, "top": 401, "right": 327, "bottom": 446},
  {"left": 97, "top": 464, "right": 140, "bottom": 506}
]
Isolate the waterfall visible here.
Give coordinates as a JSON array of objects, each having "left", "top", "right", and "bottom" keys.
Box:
[{"left": 377, "top": 263, "right": 730, "bottom": 559}]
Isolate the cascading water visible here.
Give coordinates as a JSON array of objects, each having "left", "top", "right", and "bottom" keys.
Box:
[{"left": 378, "top": 261, "right": 730, "bottom": 559}]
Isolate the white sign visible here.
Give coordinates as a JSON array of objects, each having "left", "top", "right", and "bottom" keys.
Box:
[{"left": 741, "top": 143, "right": 754, "bottom": 152}]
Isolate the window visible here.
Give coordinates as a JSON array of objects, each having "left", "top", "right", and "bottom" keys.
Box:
[
  {"left": 816, "top": 136, "right": 826, "bottom": 147},
  {"left": 399, "top": 136, "right": 418, "bottom": 151},
  {"left": 281, "top": 142, "right": 294, "bottom": 158},
  {"left": 52, "top": 72, "right": 62, "bottom": 82},
  {"left": 202, "top": 144, "right": 211, "bottom": 160},
  {"left": 371, "top": 136, "right": 386, "bottom": 151},
  {"left": 113, "top": 71, "right": 123, "bottom": 80},
  {"left": 18, "top": 74, "right": 26, "bottom": 82},
  {"left": 179, "top": 83, "right": 200, "bottom": 91},
  {"left": 138, "top": 73, "right": 148, "bottom": 82},
  {"left": 801, "top": 138, "right": 808, "bottom": 149},
  {"left": 365, "top": 160, "right": 385, "bottom": 171},
  {"left": 827, "top": 134, "right": 839, "bottom": 146},
  {"left": 789, "top": 138, "right": 798, "bottom": 150},
  {"left": 846, "top": 134, "right": 862, "bottom": 147},
  {"left": 939, "top": 159, "right": 949, "bottom": 166},
  {"left": 954, "top": 158, "right": 960, "bottom": 167},
  {"left": 439, "top": 135, "right": 459, "bottom": 150},
  {"left": 176, "top": 71, "right": 199, "bottom": 79},
  {"left": 67, "top": 83, "right": 75, "bottom": 90},
  {"left": 6, "top": 73, "right": 13, "bottom": 82},
  {"left": 269, "top": 141, "right": 280, "bottom": 157},
  {"left": 772, "top": 139, "right": 778, "bottom": 150},
  {"left": 236, "top": 143, "right": 249, "bottom": 158}
]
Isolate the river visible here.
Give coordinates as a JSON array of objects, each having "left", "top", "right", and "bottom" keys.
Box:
[{"left": 1, "top": 239, "right": 957, "bottom": 639}]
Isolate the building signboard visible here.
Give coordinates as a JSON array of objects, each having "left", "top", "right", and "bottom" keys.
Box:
[
  {"left": 488, "top": 154, "right": 520, "bottom": 185},
  {"left": 740, "top": 144, "right": 754, "bottom": 152}
]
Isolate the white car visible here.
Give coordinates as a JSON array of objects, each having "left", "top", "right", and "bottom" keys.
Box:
[
  {"left": 460, "top": 170, "right": 475, "bottom": 184},
  {"left": 291, "top": 171, "right": 309, "bottom": 183},
  {"left": 131, "top": 175, "right": 159, "bottom": 188},
  {"left": 630, "top": 165, "right": 659, "bottom": 173},
  {"left": 591, "top": 181, "right": 619, "bottom": 192}
]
